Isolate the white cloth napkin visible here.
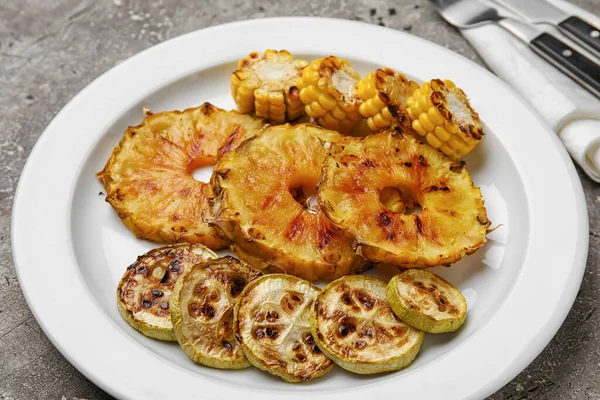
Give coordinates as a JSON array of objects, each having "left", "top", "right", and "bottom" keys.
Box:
[{"left": 461, "top": 0, "right": 600, "bottom": 182}]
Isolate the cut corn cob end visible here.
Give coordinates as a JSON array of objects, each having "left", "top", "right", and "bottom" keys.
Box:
[
  {"left": 231, "top": 49, "right": 308, "bottom": 124},
  {"left": 357, "top": 68, "right": 419, "bottom": 132},
  {"left": 298, "top": 56, "right": 363, "bottom": 132},
  {"left": 406, "top": 79, "right": 484, "bottom": 159}
]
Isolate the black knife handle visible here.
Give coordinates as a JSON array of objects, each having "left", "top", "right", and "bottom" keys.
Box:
[
  {"left": 530, "top": 32, "right": 600, "bottom": 99},
  {"left": 558, "top": 16, "right": 600, "bottom": 59}
]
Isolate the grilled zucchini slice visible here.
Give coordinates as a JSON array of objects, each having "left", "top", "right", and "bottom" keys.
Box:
[
  {"left": 171, "top": 256, "right": 262, "bottom": 369},
  {"left": 116, "top": 243, "right": 217, "bottom": 341},
  {"left": 310, "top": 275, "right": 424, "bottom": 374},
  {"left": 386, "top": 270, "right": 467, "bottom": 333},
  {"left": 233, "top": 274, "right": 333, "bottom": 382}
]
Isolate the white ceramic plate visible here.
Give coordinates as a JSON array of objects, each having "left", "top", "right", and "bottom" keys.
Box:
[{"left": 12, "top": 17, "right": 588, "bottom": 400}]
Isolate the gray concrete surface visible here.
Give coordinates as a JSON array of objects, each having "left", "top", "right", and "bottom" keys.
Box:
[{"left": 1, "top": 0, "right": 599, "bottom": 399}]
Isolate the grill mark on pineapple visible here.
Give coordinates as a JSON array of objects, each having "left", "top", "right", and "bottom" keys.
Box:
[
  {"left": 376, "top": 211, "right": 393, "bottom": 227},
  {"left": 219, "top": 127, "right": 239, "bottom": 156},
  {"left": 449, "top": 160, "right": 466, "bottom": 173},
  {"left": 424, "top": 185, "right": 450, "bottom": 193},
  {"left": 141, "top": 181, "right": 159, "bottom": 194},
  {"left": 415, "top": 215, "right": 423, "bottom": 235},
  {"left": 286, "top": 212, "right": 305, "bottom": 240},
  {"left": 316, "top": 224, "right": 335, "bottom": 248},
  {"left": 361, "top": 160, "right": 375, "bottom": 168},
  {"left": 413, "top": 214, "right": 440, "bottom": 244}
]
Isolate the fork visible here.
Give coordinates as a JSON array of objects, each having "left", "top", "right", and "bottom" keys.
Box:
[{"left": 430, "top": 0, "right": 600, "bottom": 99}]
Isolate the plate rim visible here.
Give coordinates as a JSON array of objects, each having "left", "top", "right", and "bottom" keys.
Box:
[{"left": 11, "top": 16, "right": 589, "bottom": 400}]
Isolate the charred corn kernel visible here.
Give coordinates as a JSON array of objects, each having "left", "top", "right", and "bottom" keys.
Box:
[
  {"left": 297, "top": 56, "right": 363, "bottom": 132},
  {"left": 406, "top": 79, "right": 484, "bottom": 159},
  {"left": 357, "top": 68, "right": 419, "bottom": 132},
  {"left": 231, "top": 49, "right": 308, "bottom": 124}
]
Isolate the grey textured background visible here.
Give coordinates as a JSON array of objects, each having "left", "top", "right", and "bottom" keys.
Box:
[{"left": 1, "top": 0, "right": 599, "bottom": 399}]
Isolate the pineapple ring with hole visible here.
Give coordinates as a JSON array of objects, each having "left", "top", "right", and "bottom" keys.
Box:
[
  {"left": 116, "top": 243, "right": 217, "bottom": 341},
  {"left": 310, "top": 275, "right": 424, "bottom": 374},
  {"left": 233, "top": 274, "right": 333, "bottom": 382},
  {"left": 318, "top": 128, "right": 490, "bottom": 267},
  {"left": 170, "top": 256, "right": 263, "bottom": 369},
  {"left": 208, "top": 123, "right": 370, "bottom": 282},
  {"left": 386, "top": 269, "right": 467, "bottom": 333},
  {"left": 98, "top": 102, "right": 266, "bottom": 250}
]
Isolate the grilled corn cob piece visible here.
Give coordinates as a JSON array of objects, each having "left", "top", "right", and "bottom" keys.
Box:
[
  {"left": 231, "top": 49, "right": 308, "bottom": 124},
  {"left": 298, "top": 56, "right": 363, "bottom": 132},
  {"left": 357, "top": 68, "right": 418, "bottom": 132},
  {"left": 406, "top": 79, "right": 483, "bottom": 159}
]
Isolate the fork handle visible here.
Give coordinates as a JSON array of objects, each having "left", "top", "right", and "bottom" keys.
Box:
[
  {"left": 558, "top": 16, "right": 600, "bottom": 60},
  {"left": 530, "top": 32, "right": 600, "bottom": 99}
]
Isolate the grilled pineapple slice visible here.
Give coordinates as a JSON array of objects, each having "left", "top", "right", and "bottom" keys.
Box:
[
  {"left": 116, "top": 243, "right": 217, "bottom": 341},
  {"left": 170, "top": 256, "right": 262, "bottom": 369},
  {"left": 357, "top": 68, "right": 418, "bottom": 132},
  {"left": 387, "top": 270, "right": 467, "bottom": 333},
  {"left": 231, "top": 49, "right": 308, "bottom": 123},
  {"left": 209, "top": 123, "right": 369, "bottom": 281},
  {"left": 318, "top": 128, "right": 490, "bottom": 267},
  {"left": 98, "top": 103, "right": 265, "bottom": 249},
  {"left": 310, "top": 275, "right": 424, "bottom": 374},
  {"left": 233, "top": 274, "right": 333, "bottom": 382}
]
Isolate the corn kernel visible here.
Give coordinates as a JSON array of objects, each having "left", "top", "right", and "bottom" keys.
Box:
[{"left": 426, "top": 133, "right": 442, "bottom": 148}]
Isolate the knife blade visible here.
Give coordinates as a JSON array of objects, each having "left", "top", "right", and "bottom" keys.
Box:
[{"left": 495, "top": 0, "right": 600, "bottom": 59}]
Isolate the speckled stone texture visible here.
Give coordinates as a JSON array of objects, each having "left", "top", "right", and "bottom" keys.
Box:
[{"left": 1, "top": 0, "right": 599, "bottom": 399}]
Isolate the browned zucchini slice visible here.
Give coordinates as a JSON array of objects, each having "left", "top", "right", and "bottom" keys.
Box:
[
  {"left": 233, "top": 274, "right": 333, "bottom": 382},
  {"left": 116, "top": 243, "right": 217, "bottom": 341},
  {"left": 171, "top": 256, "right": 262, "bottom": 369},
  {"left": 310, "top": 275, "right": 424, "bottom": 374},
  {"left": 387, "top": 269, "right": 467, "bottom": 333}
]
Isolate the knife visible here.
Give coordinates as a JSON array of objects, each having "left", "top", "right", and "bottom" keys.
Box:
[
  {"left": 430, "top": 0, "right": 600, "bottom": 99},
  {"left": 495, "top": 0, "right": 600, "bottom": 59}
]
